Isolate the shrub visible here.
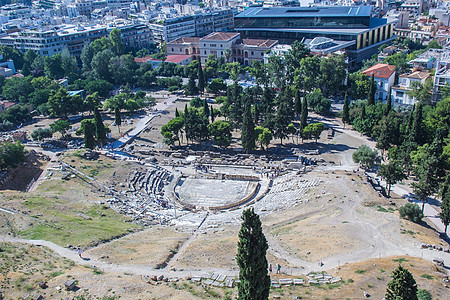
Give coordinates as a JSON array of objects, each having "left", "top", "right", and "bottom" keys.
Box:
[
  {"left": 417, "top": 289, "right": 432, "bottom": 300},
  {"left": 168, "top": 85, "right": 179, "bottom": 92},
  {"left": 31, "top": 128, "right": 53, "bottom": 141},
  {"left": 399, "top": 203, "right": 423, "bottom": 223},
  {"left": 0, "top": 120, "right": 15, "bottom": 132}
]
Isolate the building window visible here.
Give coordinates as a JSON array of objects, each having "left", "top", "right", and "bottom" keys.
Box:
[
  {"left": 171, "top": 48, "right": 174, "bottom": 52},
  {"left": 251, "top": 51, "right": 254, "bottom": 56},
  {"left": 204, "top": 51, "right": 207, "bottom": 54},
  {"left": 221, "top": 51, "right": 223, "bottom": 55}
]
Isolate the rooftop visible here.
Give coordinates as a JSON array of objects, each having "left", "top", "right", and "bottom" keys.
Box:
[
  {"left": 167, "top": 36, "right": 201, "bottom": 44},
  {"left": 399, "top": 71, "right": 431, "bottom": 80},
  {"left": 201, "top": 32, "right": 240, "bottom": 41},
  {"left": 235, "top": 5, "right": 373, "bottom": 18},
  {"left": 165, "top": 54, "right": 191, "bottom": 64},
  {"left": 362, "top": 63, "right": 396, "bottom": 79},
  {"left": 242, "top": 38, "right": 278, "bottom": 48}
]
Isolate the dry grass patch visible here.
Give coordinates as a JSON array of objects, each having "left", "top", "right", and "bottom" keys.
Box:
[
  {"left": 174, "top": 227, "right": 240, "bottom": 269},
  {"left": 88, "top": 227, "right": 188, "bottom": 268}
]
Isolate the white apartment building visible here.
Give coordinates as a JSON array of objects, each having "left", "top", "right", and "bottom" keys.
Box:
[
  {"left": 391, "top": 71, "right": 431, "bottom": 105},
  {"left": 409, "top": 48, "right": 444, "bottom": 69},
  {"left": 0, "top": 21, "right": 153, "bottom": 57},
  {"left": 150, "top": 8, "right": 234, "bottom": 43},
  {"left": 362, "top": 63, "right": 396, "bottom": 101},
  {"left": 433, "top": 51, "right": 450, "bottom": 101},
  {"left": 400, "top": 0, "right": 429, "bottom": 15},
  {"left": 0, "top": 24, "right": 107, "bottom": 57}
]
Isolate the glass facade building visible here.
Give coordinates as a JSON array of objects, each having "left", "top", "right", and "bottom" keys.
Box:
[{"left": 234, "top": 6, "right": 396, "bottom": 69}]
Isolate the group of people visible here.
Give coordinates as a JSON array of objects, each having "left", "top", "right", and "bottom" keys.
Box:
[
  {"left": 261, "top": 168, "right": 283, "bottom": 180},
  {"left": 268, "top": 263, "right": 282, "bottom": 274}
]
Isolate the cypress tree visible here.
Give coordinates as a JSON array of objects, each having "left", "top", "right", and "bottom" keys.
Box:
[
  {"left": 294, "top": 88, "right": 301, "bottom": 119},
  {"left": 385, "top": 265, "right": 418, "bottom": 300},
  {"left": 412, "top": 103, "right": 426, "bottom": 145},
  {"left": 241, "top": 103, "right": 256, "bottom": 151},
  {"left": 197, "top": 63, "right": 205, "bottom": 92},
  {"left": 83, "top": 120, "right": 95, "bottom": 150},
  {"left": 386, "top": 88, "right": 392, "bottom": 115},
  {"left": 253, "top": 104, "right": 260, "bottom": 125},
  {"left": 342, "top": 92, "right": 350, "bottom": 127},
  {"left": 236, "top": 208, "right": 270, "bottom": 300},
  {"left": 361, "top": 103, "right": 366, "bottom": 120},
  {"left": 368, "top": 74, "right": 375, "bottom": 106},
  {"left": 186, "top": 75, "right": 198, "bottom": 96},
  {"left": 440, "top": 175, "right": 450, "bottom": 234},
  {"left": 175, "top": 108, "right": 180, "bottom": 118},
  {"left": 94, "top": 106, "right": 107, "bottom": 146},
  {"left": 203, "top": 99, "right": 210, "bottom": 121},
  {"left": 300, "top": 96, "right": 308, "bottom": 130},
  {"left": 210, "top": 105, "right": 215, "bottom": 123},
  {"left": 114, "top": 107, "right": 121, "bottom": 134}
]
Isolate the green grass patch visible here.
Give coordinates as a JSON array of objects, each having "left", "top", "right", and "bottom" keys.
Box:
[
  {"left": 377, "top": 206, "right": 389, "bottom": 212},
  {"left": 379, "top": 269, "right": 386, "bottom": 273},
  {"left": 342, "top": 221, "right": 349, "bottom": 224},
  {"left": 326, "top": 282, "right": 342, "bottom": 289},
  {"left": 421, "top": 274, "right": 434, "bottom": 280},
  {"left": 272, "top": 225, "right": 293, "bottom": 236},
  {"left": 393, "top": 258, "right": 409, "bottom": 264},
  {"left": 50, "top": 270, "right": 64, "bottom": 278},
  {"left": 355, "top": 269, "right": 366, "bottom": 274},
  {"left": 92, "top": 268, "right": 104, "bottom": 275},
  {"left": 19, "top": 203, "right": 139, "bottom": 247}
]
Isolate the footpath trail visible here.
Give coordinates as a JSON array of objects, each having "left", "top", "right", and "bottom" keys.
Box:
[
  {"left": 315, "top": 114, "right": 448, "bottom": 235},
  {"left": 111, "top": 95, "right": 178, "bottom": 149},
  {"left": 3, "top": 112, "right": 449, "bottom": 279},
  {"left": 0, "top": 235, "right": 237, "bottom": 278}
]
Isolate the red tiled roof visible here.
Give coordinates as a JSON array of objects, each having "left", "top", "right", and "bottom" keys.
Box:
[
  {"left": 167, "top": 37, "right": 201, "bottom": 44},
  {"left": 243, "top": 38, "right": 278, "bottom": 48},
  {"left": 0, "top": 101, "right": 15, "bottom": 110},
  {"left": 362, "top": 63, "right": 396, "bottom": 79},
  {"left": 134, "top": 56, "right": 152, "bottom": 63},
  {"left": 201, "top": 32, "right": 239, "bottom": 41},
  {"left": 165, "top": 55, "right": 191, "bottom": 64}
]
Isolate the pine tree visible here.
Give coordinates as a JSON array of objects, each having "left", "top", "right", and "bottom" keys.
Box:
[
  {"left": 342, "top": 92, "right": 350, "bottom": 127},
  {"left": 440, "top": 175, "right": 450, "bottom": 234},
  {"left": 386, "top": 88, "right": 392, "bottom": 115},
  {"left": 368, "top": 74, "right": 375, "bottom": 106},
  {"left": 385, "top": 265, "right": 418, "bottom": 300},
  {"left": 197, "top": 63, "right": 205, "bottom": 92},
  {"left": 241, "top": 103, "right": 256, "bottom": 151},
  {"left": 236, "top": 208, "right": 270, "bottom": 300},
  {"left": 94, "top": 106, "right": 107, "bottom": 146},
  {"left": 412, "top": 129, "right": 444, "bottom": 212},
  {"left": 114, "top": 107, "right": 121, "bottom": 134}
]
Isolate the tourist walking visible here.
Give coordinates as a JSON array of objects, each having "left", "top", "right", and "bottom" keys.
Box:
[
  {"left": 78, "top": 248, "right": 83, "bottom": 258},
  {"left": 269, "top": 264, "right": 272, "bottom": 273},
  {"left": 276, "top": 264, "right": 281, "bottom": 274}
]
